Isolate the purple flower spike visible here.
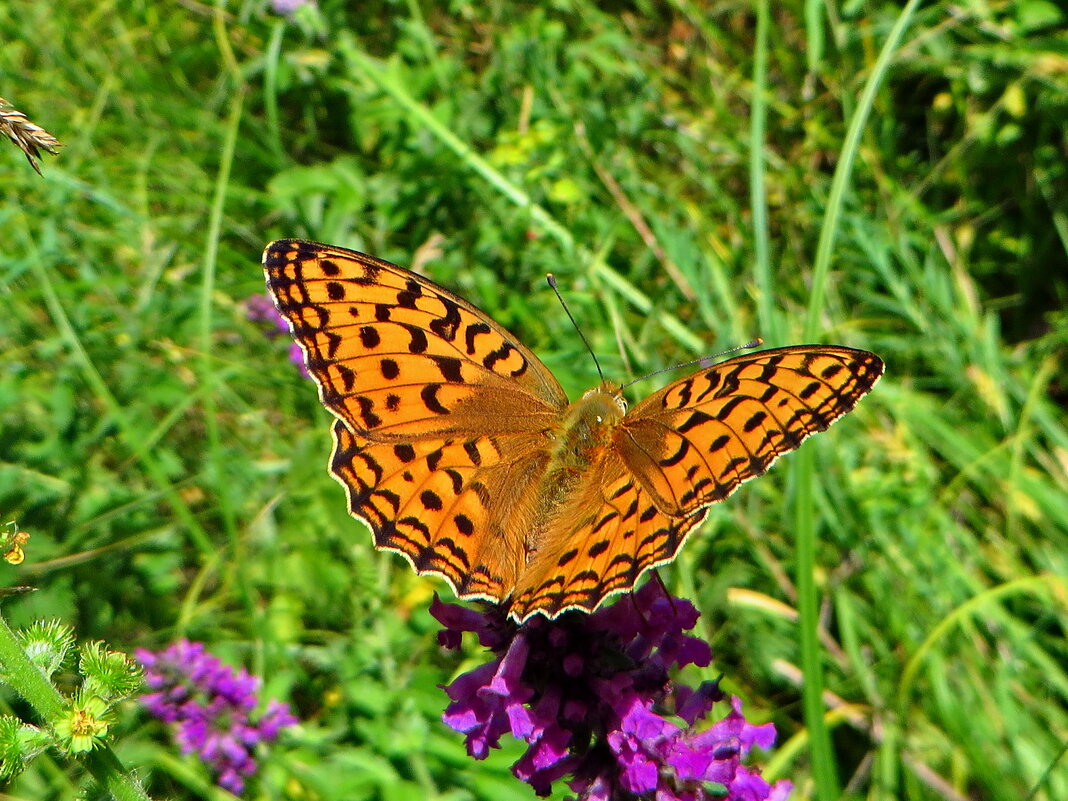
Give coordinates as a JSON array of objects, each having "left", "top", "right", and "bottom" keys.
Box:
[
  {"left": 270, "top": 0, "right": 315, "bottom": 15},
  {"left": 136, "top": 640, "right": 297, "bottom": 795},
  {"left": 434, "top": 580, "right": 793, "bottom": 800},
  {"left": 246, "top": 293, "right": 310, "bottom": 378}
]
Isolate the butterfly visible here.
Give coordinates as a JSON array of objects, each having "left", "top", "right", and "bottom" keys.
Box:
[{"left": 263, "top": 239, "right": 884, "bottom": 623}]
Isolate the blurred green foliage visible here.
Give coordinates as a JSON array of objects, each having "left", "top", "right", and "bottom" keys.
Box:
[{"left": 1, "top": 1, "right": 1066, "bottom": 799}]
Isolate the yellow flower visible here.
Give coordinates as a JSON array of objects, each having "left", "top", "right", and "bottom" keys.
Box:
[
  {"left": 1, "top": 522, "right": 29, "bottom": 565},
  {"left": 53, "top": 696, "right": 111, "bottom": 754}
]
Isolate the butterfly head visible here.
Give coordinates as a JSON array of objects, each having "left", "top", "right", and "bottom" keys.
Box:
[{"left": 577, "top": 383, "right": 627, "bottom": 422}]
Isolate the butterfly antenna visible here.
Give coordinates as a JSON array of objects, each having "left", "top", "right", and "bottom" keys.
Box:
[
  {"left": 619, "top": 338, "right": 764, "bottom": 392},
  {"left": 547, "top": 274, "right": 605, "bottom": 383}
]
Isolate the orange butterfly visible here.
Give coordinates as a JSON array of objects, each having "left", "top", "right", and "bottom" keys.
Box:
[{"left": 264, "top": 240, "right": 883, "bottom": 623}]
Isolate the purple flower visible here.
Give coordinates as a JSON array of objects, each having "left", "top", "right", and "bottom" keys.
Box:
[
  {"left": 433, "top": 581, "right": 792, "bottom": 800},
  {"left": 270, "top": 0, "right": 315, "bottom": 15},
  {"left": 246, "top": 294, "right": 309, "bottom": 378},
  {"left": 136, "top": 640, "right": 298, "bottom": 795}
]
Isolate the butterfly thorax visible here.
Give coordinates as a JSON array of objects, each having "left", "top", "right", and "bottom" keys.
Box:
[{"left": 526, "top": 383, "right": 628, "bottom": 546}]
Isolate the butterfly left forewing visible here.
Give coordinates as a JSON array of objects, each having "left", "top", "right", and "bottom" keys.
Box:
[{"left": 263, "top": 239, "right": 568, "bottom": 440}]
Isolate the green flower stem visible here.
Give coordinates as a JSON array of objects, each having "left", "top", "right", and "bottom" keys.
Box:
[
  {"left": 84, "top": 748, "right": 154, "bottom": 801},
  {"left": 0, "top": 613, "right": 152, "bottom": 801},
  {"left": 0, "top": 612, "right": 65, "bottom": 719}
]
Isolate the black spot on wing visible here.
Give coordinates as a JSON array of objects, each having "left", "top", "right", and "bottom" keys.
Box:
[
  {"left": 359, "top": 326, "right": 380, "bottom": 349},
  {"left": 678, "top": 410, "right": 713, "bottom": 433},
  {"left": 337, "top": 363, "right": 356, "bottom": 392},
  {"left": 709, "top": 434, "right": 730, "bottom": 453},
  {"left": 396, "top": 280, "right": 422, "bottom": 309},
  {"left": 742, "top": 411, "right": 767, "bottom": 432},
  {"left": 464, "top": 322, "right": 492, "bottom": 355},
  {"left": 429, "top": 299, "right": 462, "bottom": 342},
  {"left": 587, "top": 539, "right": 610, "bottom": 558},
  {"left": 421, "top": 384, "right": 449, "bottom": 414},
  {"left": 426, "top": 448, "right": 443, "bottom": 472},
  {"left": 659, "top": 439, "right": 690, "bottom": 467},
  {"left": 444, "top": 468, "right": 464, "bottom": 494},
  {"left": 431, "top": 356, "right": 464, "bottom": 383},
  {"left": 357, "top": 395, "right": 381, "bottom": 428},
  {"left": 463, "top": 439, "right": 482, "bottom": 466},
  {"left": 557, "top": 548, "right": 578, "bottom": 567},
  {"left": 400, "top": 323, "right": 428, "bottom": 354},
  {"left": 715, "top": 396, "right": 745, "bottom": 421},
  {"left": 324, "top": 331, "right": 342, "bottom": 359}
]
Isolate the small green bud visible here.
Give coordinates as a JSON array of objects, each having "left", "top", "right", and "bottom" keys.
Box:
[
  {"left": 12, "top": 620, "right": 75, "bottom": 680},
  {"left": 79, "top": 641, "right": 144, "bottom": 701},
  {"left": 0, "top": 715, "right": 50, "bottom": 780}
]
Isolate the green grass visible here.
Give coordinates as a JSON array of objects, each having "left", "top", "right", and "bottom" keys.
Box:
[{"left": 2, "top": 1, "right": 1067, "bottom": 799}]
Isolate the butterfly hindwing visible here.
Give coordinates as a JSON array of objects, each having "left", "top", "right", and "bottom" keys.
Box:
[
  {"left": 329, "top": 419, "right": 552, "bottom": 604},
  {"left": 508, "top": 455, "right": 708, "bottom": 622}
]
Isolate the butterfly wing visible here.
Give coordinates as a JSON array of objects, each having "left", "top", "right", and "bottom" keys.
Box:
[
  {"left": 265, "top": 240, "right": 884, "bottom": 621},
  {"left": 263, "top": 239, "right": 568, "bottom": 439},
  {"left": 508, "top": 451, "right": 707, "bottom": 622},
  {"left": 508, "top": 345, "right": 883, "bottom": 621},
  {"left": 264, "top": 239, "right": 569, "bottom": 603},
  {"left": 330, "top": 419, "right": 553, "bottom": 604},
  {"left": 617, "top": 346, "right": 884, "bottom": 513}
]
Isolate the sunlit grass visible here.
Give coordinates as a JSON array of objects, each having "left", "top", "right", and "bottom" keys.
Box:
[{"left": 1, "top": 1, "right": 1066, "bottom": 799}]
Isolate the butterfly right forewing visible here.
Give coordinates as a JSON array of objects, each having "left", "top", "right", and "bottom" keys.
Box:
[{"left": 618, "top": 346, "right": 884, "bottom": 515}]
